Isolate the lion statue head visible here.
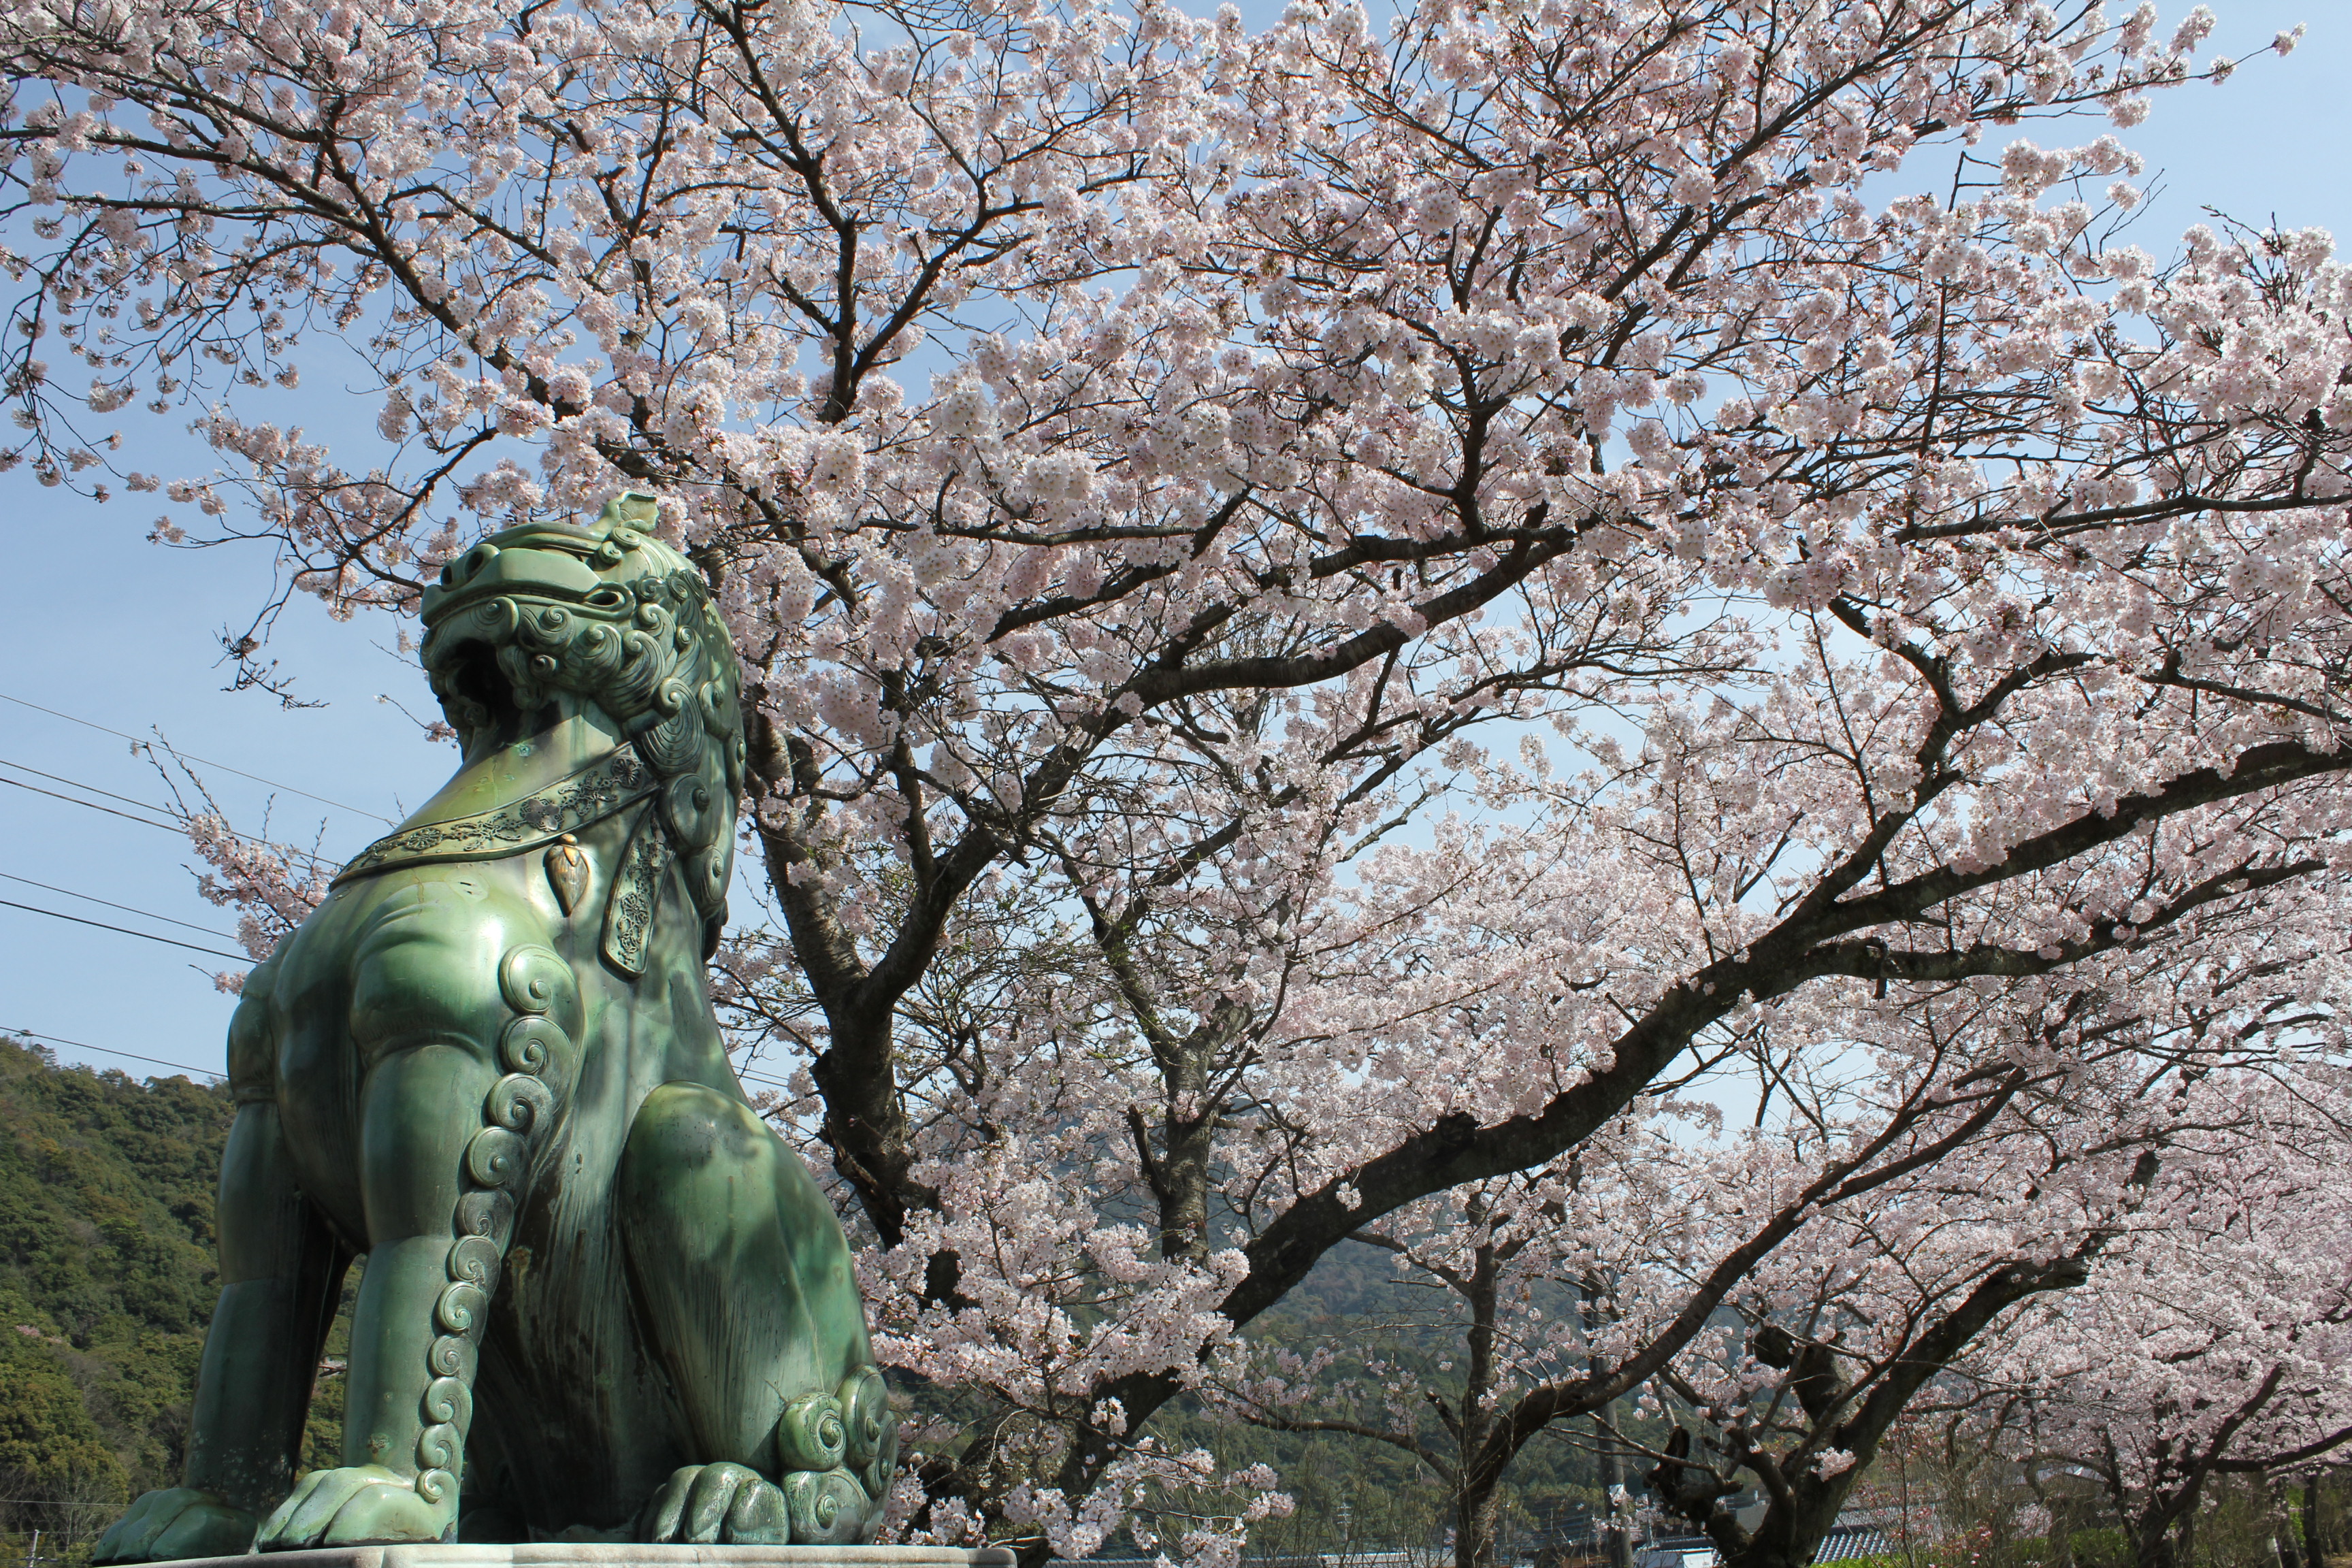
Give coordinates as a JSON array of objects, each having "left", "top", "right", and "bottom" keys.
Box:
[{"left": 419, "top": 493, "right": 745, "bottom": 951}]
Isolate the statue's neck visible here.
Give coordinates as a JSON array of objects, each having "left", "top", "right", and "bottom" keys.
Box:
[{"left": 402, "top": 699, "right": 627, "bottom": 830}]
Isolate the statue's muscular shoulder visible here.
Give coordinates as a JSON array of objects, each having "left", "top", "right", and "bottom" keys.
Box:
[
  {"left": 246, "top": 865, "right": 557, "bottom": 1079},
  {"left": 344, "top": 867, "right": 555, "bottom": 1061}
]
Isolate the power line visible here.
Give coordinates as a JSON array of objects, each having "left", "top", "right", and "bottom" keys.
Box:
[
  {"left": 0, "top": 759, "right": 342, "bottom": 871},
  {"left": 0, "top": 770, "right": 184, "bottom": 832},
  {"left": 0, "top": 690, "right": 394, "bottom": 821},
  {"left": 0, "top": 871, "right": 242, "bottom": 941},
  {"left": 730, "top": 1055, "right": 798, "bottom": 1094},
  {"left": 4, "top": 1026, "right": 224, "bottom": 1081},
  {"left": 0, "top": 897, "right": 252, "bottom": 962},
  {"left": 0, "top": 755, "right": 180, "bottom": 815}
]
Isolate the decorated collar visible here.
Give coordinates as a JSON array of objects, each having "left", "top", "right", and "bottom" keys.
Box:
[{"left": 333, "top": 745, "right": 656, "bottom": 886}]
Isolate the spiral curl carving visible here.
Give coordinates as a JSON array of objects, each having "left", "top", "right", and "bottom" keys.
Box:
[
  {"left": 638, "top": 706, "right": 700, "bottom": 774},
  {"left": 417, "top": 1422, "right": 461, "bottom": 1472},
  {"left": 455, "top": 1190, "right": 513, "bottom": 1243},
  {"left": 604, "top": 630, "right": 663, "bottom": 712},
  {"left": 447, "top": 1235, "right": 502, "bottom": 1291},
  {"left": 836, "top": 1365, "right": 889, "bottom": 1470},
  {"left": 436, "top": 1281, "right": 489, "bottom": 1337},
  {"left": 700, "top": 680, "right": 737, "bottom": 737},
  {"left": 781, "top": 1469, "right": 869, "bottom": 1546},
  {"left": 776, "top": 1392, "right": 848, "bottom": 1472},
  {"left": 412, "top": 941, "right": 570, "bottom": 1497},
  {"left": 861, "top": 1422, "right": 901, "bottom": 1509},
  {"left": 423, "top": 1375, "right": 473, "bottom": 1428},
  {"left": 500, "top": 1014, "right": 568, "bottom": 1080},
  {"left": 427, "top": 1334, "right": 476, "bottom": 1382},
  {"left": 688, "top": 849, "right": 728, "bottom": 909},
  {"left": 572, "top": 623, "right": 622, "bottom": 683},
  {"left": 475, "top": 596, "right": 520, "bottom": 641},
  {"left": 487, "top": 1073, "right": 553, "bottom": 1136},
  {"left": 465, "top": 1126, "right": 525, "bottom": 1188},
  {"left": 498, "top": 945, "right": 572, "bottom": 1019}
]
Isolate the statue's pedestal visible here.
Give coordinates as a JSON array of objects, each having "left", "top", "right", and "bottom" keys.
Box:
[{"left": 142, "top": 1550, "right": 1015, "bottom": 1568}]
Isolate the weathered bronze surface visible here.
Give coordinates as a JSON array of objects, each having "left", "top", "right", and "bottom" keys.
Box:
[{"left": 95, "top": 496, "right": 897, "bottom": 1560}]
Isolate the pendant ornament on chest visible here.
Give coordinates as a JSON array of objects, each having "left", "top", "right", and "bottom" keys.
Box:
[{"left": 546, "top": 834, "right": 591, "bottom": 916}]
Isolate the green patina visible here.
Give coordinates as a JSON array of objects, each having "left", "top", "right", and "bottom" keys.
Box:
[{"left": 94, "top": 495, "right": 897, "bottom": 1561}]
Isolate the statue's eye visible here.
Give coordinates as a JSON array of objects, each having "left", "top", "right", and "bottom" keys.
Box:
[
  {"left": 450, "top": 542, "right": 500, "bottom": 585},
  {"left": 586, "top": 586, "right": 628, "bottom": 609}
]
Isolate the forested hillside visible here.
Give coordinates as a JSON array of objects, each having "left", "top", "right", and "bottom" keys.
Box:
[
  {"left": 0, "top": 1038, "right": 231, "bottom": 1563},
  {"left": 1156, "top": 1241, "right": 1621, "bottom": 1561}
]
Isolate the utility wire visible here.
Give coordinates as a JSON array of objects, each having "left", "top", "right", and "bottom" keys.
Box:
[
  {"left": 3, "top": 1026, "right": 223, "bottom": 1081},
  {"left": 0, "top": 897, "right": 252, "bottom": 962},
  {"left": 0, "top": 690, "right": 394, "bottom": 821},
  {"left": 0, "top": 759, "right": 342, "bottom": 871},
  {"left": 730, "top": 1054, "right": 798, "bottom": 1094},
  {"left": 0, "top": 770, "right": 186, "bottom": 832},
  {"left": 0, "top": 871, "right": 242, "bottom": 941},
  {"left": 0, "top": 755, "right": 179, "bottom": 815}
]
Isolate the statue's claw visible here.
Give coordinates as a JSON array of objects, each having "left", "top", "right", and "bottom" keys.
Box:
[
  {"left": 640, "top": 1463, "right": 791, "bottom": 1545},
  {"left": 93, "top": 1488, "right": 257, "bottom": 1564},
  {"left": 257, "top": 1465, "right": 451, "bottom": 1550}
]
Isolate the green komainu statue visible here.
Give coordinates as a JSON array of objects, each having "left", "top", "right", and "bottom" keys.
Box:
[{"left": 96, "top": 495, "right": 897, "bottom": 1561}]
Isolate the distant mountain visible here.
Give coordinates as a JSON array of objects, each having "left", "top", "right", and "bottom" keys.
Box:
[
  {"left": 1147, "top": 1237, "right": 1629, "bottom": 1561},
  {"left": 0, "top": 1037, "right": 234, "bottom": 1559}
]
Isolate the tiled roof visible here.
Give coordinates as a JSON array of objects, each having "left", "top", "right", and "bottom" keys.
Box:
[{"left": 1812, "top": 1526, "right": 1899, "bottom": 1563}]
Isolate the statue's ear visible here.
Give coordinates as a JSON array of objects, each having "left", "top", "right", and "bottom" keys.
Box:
[{"left": 595, "top": 491, "right": 662, "bottom": 531}]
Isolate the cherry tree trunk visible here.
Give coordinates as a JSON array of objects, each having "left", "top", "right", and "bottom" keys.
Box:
[
  {"left": 1454, "top": 1477, "right": 1504, "bottom": 1568},
  {"left": 2134, "top": 1512, "right": 2192, "bottom": 1568},
  {"left": 1720, "top": 1479, "right": 1860, "bottom": 1568},
  {"left": 1596, "top": 1407, "right": 1632, "bottom": 1568}
]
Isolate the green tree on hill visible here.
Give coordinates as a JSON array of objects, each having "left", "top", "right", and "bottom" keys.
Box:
[{"left": 0, "top": 1038, "right": 232, "bottom": 1563}]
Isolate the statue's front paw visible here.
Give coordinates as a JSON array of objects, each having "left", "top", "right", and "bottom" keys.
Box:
[
  {"left": 95, "top": 1488, "right": 257, "bottom": 1563},
  {"left": 257, "top": 1465, "right": 451, "bottom": 1550},
  {"left": 640, "top": 1463, "right": 791, "bottom": 1546}
]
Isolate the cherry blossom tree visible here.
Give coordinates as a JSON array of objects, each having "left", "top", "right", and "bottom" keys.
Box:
[
  {"left": 10, "top": 0, "right": 2352, "bottom": 1556},
  {"left": 1965, "top": 1077, "right": 2352, "bottom": 1568},
  {"left": 1189, "top": 935, "right": 2348, "bottom": 1568},
  {"left": 715, "top": 696, "right": 2352, "bottom": 1565}
]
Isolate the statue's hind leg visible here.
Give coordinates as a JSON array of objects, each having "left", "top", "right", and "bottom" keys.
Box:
[{"left": 617, "top": 1082, "right": 892, "bottom": 1545}]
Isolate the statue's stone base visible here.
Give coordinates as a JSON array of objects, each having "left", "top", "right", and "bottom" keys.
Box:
[{"left": 142, "top": 1550, "right": 1015, "bottom": 1568}]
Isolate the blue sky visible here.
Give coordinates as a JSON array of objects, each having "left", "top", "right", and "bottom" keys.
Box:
[{"left": 1, "top": 0, "right": 2345, "bottom": 1084}]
